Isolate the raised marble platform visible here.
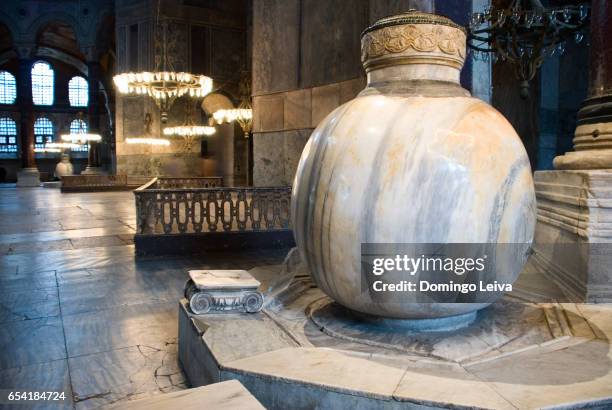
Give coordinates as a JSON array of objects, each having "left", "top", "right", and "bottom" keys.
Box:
[
  {"left": 178, "top": 253, "right": 612, "bottom": 409},
  {"left": 107, "top": 380, "right": 264, "bottom": 409},
  {"left": 534, "top": 169, "right": 612, "bottom": 302}
]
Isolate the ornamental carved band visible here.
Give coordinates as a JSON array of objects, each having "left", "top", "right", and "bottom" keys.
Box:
[{"left": 361, "top": 24, "right": 466, "bottom": 68}]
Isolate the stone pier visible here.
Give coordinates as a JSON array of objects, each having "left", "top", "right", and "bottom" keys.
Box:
[
  {"left": 533, "top": 0, "right": 612, "bottom": 302},
  {"left": 16, "top": 56, "right": 40, "bottom": 187}
]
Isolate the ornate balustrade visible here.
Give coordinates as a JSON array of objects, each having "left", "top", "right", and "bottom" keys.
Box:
[
  {"left": 150, "top": 177, "right": 224, "bottom": 189},
  {"left": 133, "top": 178, "right": 293, "bottom": 255},
  {"left": 61, "top": 174, "right": 129, "bottom": 192}
]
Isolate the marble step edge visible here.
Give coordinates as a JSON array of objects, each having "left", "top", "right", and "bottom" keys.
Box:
[
  {"left": 535, "top": 179, "right": 612, "bottom": 196},
  {"left": 535, "top": 189, "right": 612, "bottom": 208},
  {"left": 529, "top": 251, "right": 586, "bottom": 303},
  {"left": 529, "top": 251, "right": 612, "bottom": 303},
  {"left": 536, "top": 193, "right": 612, "bottom": 215},
  {"left": 537, "top": 206, "right": 612, "bottom": 230},
  {"left": 534, "top": 169, "right": 612, "bottom": 185},
  {"left": 536, "top": 195, "right": 612, "bottom": 222},
  {"left": 536, "top": 213, "right": 612, "bottom": 240}
]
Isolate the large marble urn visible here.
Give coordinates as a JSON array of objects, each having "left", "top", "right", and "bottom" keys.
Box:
[{"left": 291, "top": 11, "right": 536, "bottom": 321}]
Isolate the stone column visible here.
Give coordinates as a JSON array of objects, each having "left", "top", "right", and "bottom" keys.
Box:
[
  {"left": 553, "top": 0, "right": 612, "bottom": 169},
  {"left": 16, "top": 57, "right": 40, "bottom": 187},
  {"left": 533, "top": 0, "right": 612, "bottom": 302},
  {"left": 82, "top": 61, "right": 104, "bottom": 175}
]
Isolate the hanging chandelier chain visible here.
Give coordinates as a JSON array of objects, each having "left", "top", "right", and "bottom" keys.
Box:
[{"left": 468, "top": 1, "right": 590, "bottom": 98}]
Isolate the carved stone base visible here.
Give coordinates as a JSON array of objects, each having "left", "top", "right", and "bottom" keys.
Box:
[
  {"left": 553, "top": 149, "right": 612, "bottom": 169},
  {"left": 16, "top": 168, "right": 40, "bottom": 187},
  {"left": 533, "top": 169, "right": 612, "bottom": 302},
  {"left": 184, "top": 270, "right": 264, "bottom": 314}
]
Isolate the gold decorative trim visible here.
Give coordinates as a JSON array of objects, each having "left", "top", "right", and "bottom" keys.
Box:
[
  {"left": 362, "top": 10, "right": 466, "bottom": 36},
  {"left": 361, "top": 24, "right": 466, "bottom": 67}
]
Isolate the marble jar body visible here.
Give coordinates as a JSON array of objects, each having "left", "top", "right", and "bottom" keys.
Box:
[
  {"left": 291, "top": 13, "right": 536, "bottom": 319},
  {"left": 55, "top": 155, "right": 74, "bottom": 178}
]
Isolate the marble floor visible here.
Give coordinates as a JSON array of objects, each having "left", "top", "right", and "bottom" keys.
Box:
[{"left": 0, "top": 185, "right": 289, "bottom": 409}]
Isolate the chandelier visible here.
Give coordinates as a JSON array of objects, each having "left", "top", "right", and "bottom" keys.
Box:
[
  {"left": 126, "top": 137, "right": 170, "bottom": 146},
  {"left": 112, "top": 1, "right": 213, "bottom": 122},
  {"left": 47, "top": 142, "right": 83, "bottom": 149},
  {"left": 126, "top": 113, "right": 170, "bottom": 146},
  {"left": 163, "top": 125, "right": 215, "bottom": 137},
  {"left": 469, "top": 0, "right": 590, "bottom": 98},
  {"left": 36, "top": 142, "right": 85, "bottom": 153},
  {"left": 60, "top": 114, "right": 101, "bottom": 144},
  {"left": 212, "top": 72, "right": 252, "bottom": 137},
  {"left": 34, "top": 147, "right": 61, "bottom": 153},
  {"left": 163, "top": 103, "right": 216, "bottom": 137},
  {"left": 60, "top": 133, "right": 101, "bottom": 143}
]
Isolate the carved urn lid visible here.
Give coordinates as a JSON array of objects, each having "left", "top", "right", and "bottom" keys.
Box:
[{"left": 361, "top": 10, "right": 467, "bottom": 72}]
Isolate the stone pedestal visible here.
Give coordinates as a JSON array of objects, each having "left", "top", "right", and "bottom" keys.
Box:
[
  {"left": 533, "top": 169, "right": 612, "bottom": 302},
  {"left": 178, "top": 260, "right": 612, "bottom": 409},
  {"left": 16, "top": 167, "right": 40, "bottom": 187},
  {"left": 533, "top": 0, "right": 612, "bottom": 301}
]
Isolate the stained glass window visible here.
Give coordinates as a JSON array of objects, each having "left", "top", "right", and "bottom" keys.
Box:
[
  {"left": 68, "top": 76, "right": 88, "bottom": 107},
  {"left": 70, "top": 119, "right": 88, "bottom": 152},
  {"left": 34, "top": 117, "right": 54, "bottom": 149},
  {"left": 0, "top": 71, "right": 16, "bottom": 104},
  {"left": 0, "top": 117, "right": 18, "bottom": 153},
  {"left": 31, "top": 61, "right": 54, "bottom": 106}
]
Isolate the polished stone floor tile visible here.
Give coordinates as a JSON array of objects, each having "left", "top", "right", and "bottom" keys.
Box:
[
  {"left": 0, "top": 359, "right": 74, "bottom": 410},
  {"left": 59, "top": 274, "right": 174, "bottom": 316},
  {"left": 70, "top": 235, "right": 126, "bottom": 249},
  {"left": 69, "top": 344, "right": 185, "bottom": 410},
  {"left": 0, "top": 270, "right": 56, "bottom": 292},
  {"left": 0, "top": 226, "right": 135, "bottom": 245},
  {"left": 0, "top": 287, "right": 60, "bottom": 323},
  {"left": 4, "top": 239, "right": 74, "bottom": 255},
  {"left": 0, "top": 316, "right": 66, "bottom": 369},
  {"left": 3, "top": 245, "right": 137, "bottom": 275},
  {"left": 63, "top": 302, "right": 177, "bottom": 357}
]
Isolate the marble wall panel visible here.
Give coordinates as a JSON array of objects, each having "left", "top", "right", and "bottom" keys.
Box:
[
  {"left": 312, "top": 83, "right": 340, "bottom": 126},
  {"left": 211, "top": 27, "right": 246, "bottom": 82},
  {"left": 252, "top": 129, "right": 312, "bottom": 186},
  {"left": 252, "top": 0, "right": 300, "bottom": 95},
  {"left": 299, "top": 0, "right": 368, "bottom": 88},
  {"left": 116, "top": 153, "right": 201, "bottom": 177},
  {"left": 283, "top": 129, "right": 311, "bottom": 185},
  {"left": 253, "top": 131, "right": 287, "bottom": 186},
  {"left": 121, "top": 97, "right": 146, "bottom": 140},
  {"left": 257, "top": 95, "right": 285, "bottom": 132},
  {"left": 340, "top": 76, "right": 366, "bottom": 104},
  {"left": 284, "top": 89, "right": 312, "bottom": 130},
  {"left": 252, "top": 77, "right": 363, "bottom": 134}
]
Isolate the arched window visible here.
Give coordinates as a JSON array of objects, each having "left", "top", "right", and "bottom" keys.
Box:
[
  {"left": 34, "top": 117, "right": 54, "bottom": 149},
  {"left": 0, "top": 71, "right": 16, "bottom": 104},
  {"left": 31, "top": 61, "right": 54, "bottom": 106},
  {"left": 0, "top": 117, "right": 17, "bottom": 153},
  {"left": 68, "top": 76, "right": 88, "bottom": 107},
  {"left": 70, "top": 119, "right": 88, "bottom": 152}
]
